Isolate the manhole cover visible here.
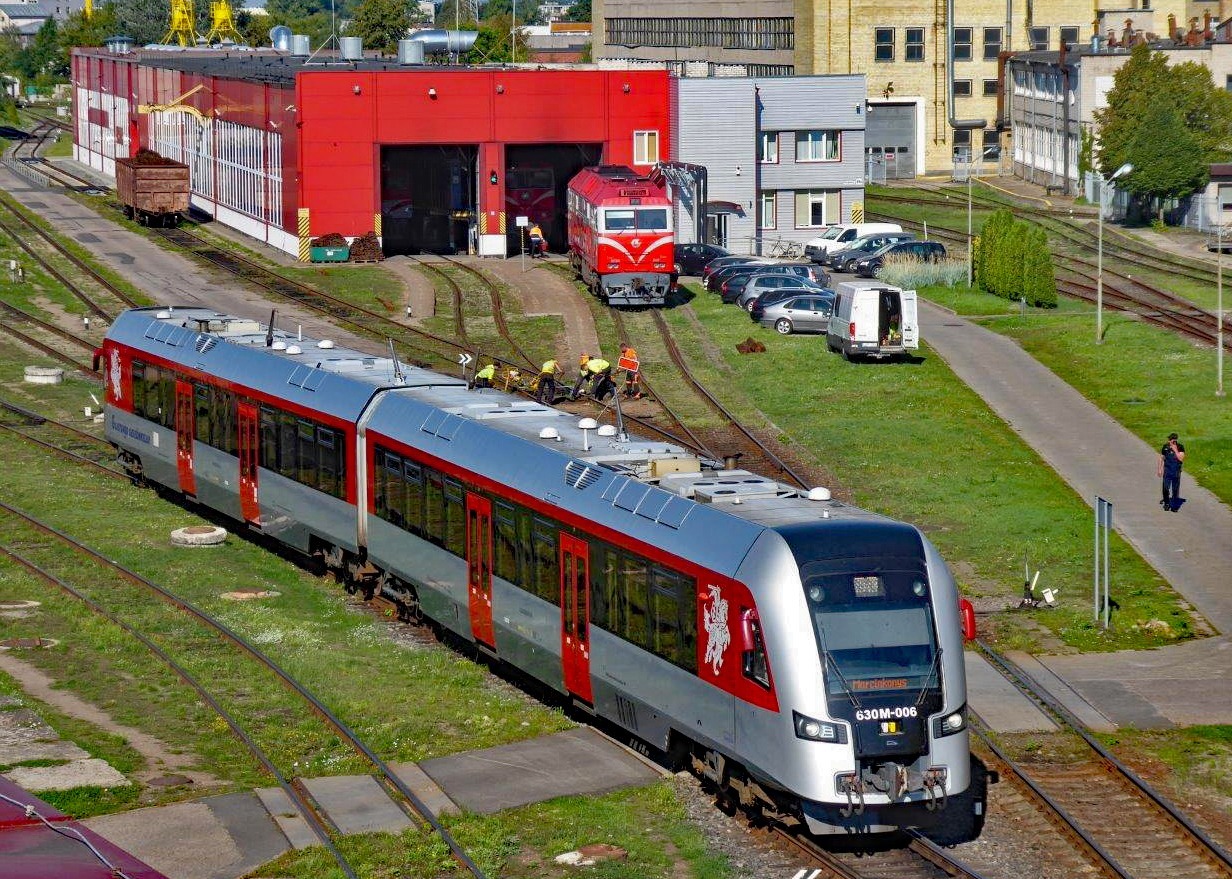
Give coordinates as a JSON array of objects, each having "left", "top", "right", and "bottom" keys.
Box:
[
  {"left": 0, "top": 637, "right": 57, "bottom": 649},
  {"left": 147, "top": 774, "right": 193, "bottom": 788}
]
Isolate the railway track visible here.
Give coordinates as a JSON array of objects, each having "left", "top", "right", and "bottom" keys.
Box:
[
  {"left": 0, "top": 397, "right": 122, "bottom": 479},
  {"left": 973, "top": 642, "right": 1232, "bottom": 879},
  {"left": 0, "top": 498, "right": 489, "bottom": 879},
  {"left": 0, "top": 194, "right": 139, "bottom": 317},
  {"left": 865, "top": 210, "right": 1232, "bottom": 350},
  {"left": 767, "top": 825, "right": 989, "bottom": 879},
  {"left": 434, "top": 255, "right": 538, "bottom": 369},
  {"left": 11, "top": 120, "right": 103, "bottom": 190}
]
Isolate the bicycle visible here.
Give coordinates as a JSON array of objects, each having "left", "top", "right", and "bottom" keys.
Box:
[{"left": 767, "top": 239, "right": 802, "bottom": 259}]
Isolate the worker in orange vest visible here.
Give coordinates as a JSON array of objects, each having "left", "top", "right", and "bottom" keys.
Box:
[{"left": 619, "top": 342, "right": 643, "bottom": 400}]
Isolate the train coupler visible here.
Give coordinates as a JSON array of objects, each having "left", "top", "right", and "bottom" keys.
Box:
[
  {"left": 923, "top": 768, "right": 948, "bottom": 812},
  {"left": 837, "top": 774, "right": 865, "bottom": 817}
]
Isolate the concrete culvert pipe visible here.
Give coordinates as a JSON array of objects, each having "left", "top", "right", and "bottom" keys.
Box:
[{"left": 170, "top": 525, "right": 228, "bottom": 547}]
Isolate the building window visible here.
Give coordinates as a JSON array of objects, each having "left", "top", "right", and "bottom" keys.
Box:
[
  {"left": 794, "top": 190, "right": 839, "bottom": 227},
  {"left": 954, "top": 80, "right": 972, "bottom": 97},
  {"left": 795, "top": 130, "right": 840, "bottom": 162},
  {"left": 605, "top": 17, "right": 794, "bottom": 50},
  {"left": 1060, "top": 26, "right": 1079, "bottom": 47},
  {"left": 759, "top": 191, "right": 776, "bottom": 229},
  {"left": 983, "top": 78, "right": 999, "bottom": 96},
  {"left": 758, "top": 131, "right": 778, "bottom": 163},
  {"left": 953, "top": 128, "right": 971, "bottom": 159},
  {"left": 1029, "top": 26, "right": 1049, "bottom": 50},
  {"left": 983, "top": 27, "right": 1002, "bottom": 60},
  {"left": 633, "top": 130, "right": 659, "bottom": 165},
  {"left": 981, "top": 129, "right": 1001, "bottom": 160},
  {"left": 1226, "top": 74, "right": 1232, "bottom": 92},
  {"left": 874, "top": 27, "right": 894, "bottom": 62},
  {"left": 953, "top": 27, "right": 972, "bottom": 61},
  {"left": 905, "top": 27, "right": 925, "bottom": 61}
]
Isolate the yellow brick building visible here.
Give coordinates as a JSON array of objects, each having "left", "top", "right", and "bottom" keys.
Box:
[{"left": 594, "top": 0, "right": 1200, "bottom": 173}]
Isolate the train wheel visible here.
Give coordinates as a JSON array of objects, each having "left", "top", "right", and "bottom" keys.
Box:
[{"left": 122, "top": 205, "right": 134, "bottom": 220}]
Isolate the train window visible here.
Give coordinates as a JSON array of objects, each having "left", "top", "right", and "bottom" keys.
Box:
[
  {"left": 194, "top": 384, "right": 211, "bottom": 445},
  {"left": 444, "top": 478, "right": 465, "bottom": 555},
  {"left": 424, "top": 469, "right": 445, "bottom": 545},
  {"left": 603, "top": 209, "right": 636, "bottom": 231},
  {"left": 743, "top": 613, "right": 770, "bottom": 688},
  {"left": 318, "top": 428, "right": 337, "bottom": 496},
  {"left": 278, "top": 412, "right": 297, "bottom": 480},
  {"left": 532, "top": 517, "right": 559, "bottom": 604},
  {"left": 132, "top": 361, "right": 147, "bottom": 416},
  {"left": 590, "top": 546, "right": 618, "bottom": 633},
  {"left": 373, "top": 449, "right": 391, "bottom": 520},
  {"left": 652, "top": 585, "right": 682, "bottom": 666},
  {"left": 214, "top": 389, "right": 236, "bottom": 456},
  {"left": 259, "top": 406, "right": 278, "bottom": 470},
  {"left": 403, "top": 459, "right": 423, "bottom": 532},
  {"left": 493, "top": 501, "right": 519, "bottom": 582},
  {"left": 297, "top": 420, "right": 317, "bottom": 487},
  {"left": 635, "top": 208, "right": 669, "bottom": 230},
  {"left": 623, "top": 554, "right": 650, "bottom": 648}
]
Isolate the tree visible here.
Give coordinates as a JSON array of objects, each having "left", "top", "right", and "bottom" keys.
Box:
[
  {"left": 114, "top": 0, "right": 171, "bottom": 45},
  {"left": 52, "top": 4, "right": 118, "bottom": 76},
  {"left": 1021, "top": 226, "right": 1057, "bottom": 307},
  {"left": 462, "top": 15, "right": 528, "bottom": 62},
  {"left": 433, "top": 0, "right": 478, "bottom": 28},
  {"left": 348, "top": 0, "right": 417, "bottom": 53},
  {"left": 482, "top": 0, "right": 539, "bottom": 25},
  {"left": 1122, "top": 97, "right": 1210, "bottom": 224},
  {"left": 1095, "top": 42, "right": 1232, "bottom": 180},
  {"left": 977, "top": 209, "right": 1012, "bottom": 292},
  {"left": 565, "top": 0, "right": 590, "bottom": 22}
]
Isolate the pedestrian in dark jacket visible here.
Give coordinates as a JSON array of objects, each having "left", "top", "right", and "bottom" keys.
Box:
[{"left": 1157, "top": 432, "right": 1186, "bottom": 511}]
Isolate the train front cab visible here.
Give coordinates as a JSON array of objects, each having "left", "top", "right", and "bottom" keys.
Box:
[{"left": 734, "top": 521, "right": 984, "bottom": 841}]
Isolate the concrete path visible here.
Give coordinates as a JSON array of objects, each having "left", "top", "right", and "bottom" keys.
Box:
[
  {"left": 921, "top": 300, "right": 1232, "bottom": 631},
  {"left": 477, "top": 255, "right": 600, "bottom": 368},
  {"left": 921, "top": 301, "right": 1232, "bottom": 728}
]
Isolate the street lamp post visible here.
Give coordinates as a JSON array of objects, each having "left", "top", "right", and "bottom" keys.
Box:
[
  {"left": 967, "top": 158, "right": 973, "bottom": 287},
  {"left": 1218, "top": 216, "right": 1225, "bottom": 396},
  {"left": 1096, "top": 162, "right": 1133, "bottom": 344}
]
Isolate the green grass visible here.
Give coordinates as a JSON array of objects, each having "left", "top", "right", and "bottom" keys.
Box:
[
  {"left": 261, "top": 781, "right": 730, "bottom": 879},
  {"left": 43, "top": 131, "right": 73, "bottom": 158},
  {"left": 665, "top": 284, "right": 1195, "bottom": 653},
  {"left": 1102, "top": 726, "right": 1232, "bottom": 816}
]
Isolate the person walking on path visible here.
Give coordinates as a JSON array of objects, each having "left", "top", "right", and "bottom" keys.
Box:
[
  {"left": 537, "top": 357, "right": 562, "bottom": 404},
  {"left": 1157, "top": 432, "right": 1186, "bottom": 511},
  {"left": 619, "top": 342, "right": 643, "bottom": 399}
]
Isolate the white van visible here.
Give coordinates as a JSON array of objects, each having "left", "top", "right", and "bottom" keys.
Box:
[
  {"left": 825, "top": 280, "right": 918, "bottom": 361},
  {"left": 803, "top": 223, "right": 903, "bottom": 263}
]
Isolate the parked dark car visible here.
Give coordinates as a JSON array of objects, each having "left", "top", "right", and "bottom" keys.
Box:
[
  {"left": 675, "top": 242, "right": 731, "bottom": 275},
  {"left": 828, "top": 233, "right": 915, "bottom": 272},
  {"left": 732, "top": 274, "right": 827, "bottom": 309},
  {"left": 755, "top": 293, "right": 836, "bottom": 334},
  {"left": 702, "top": 255, "right": 764, "bottom": 284},
  {"left": 853, "top": 240, "right": 947, "bottom": 278},
  {"left": 717, "top": 264, "right": 831, "bottom": 302},
  {"left": 705, "top": 260, "right": 776, "bottom": 292}
]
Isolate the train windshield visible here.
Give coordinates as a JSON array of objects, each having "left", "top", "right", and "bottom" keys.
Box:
[{"left": 603, "top": 208, "right": 670, "bottom": 232}]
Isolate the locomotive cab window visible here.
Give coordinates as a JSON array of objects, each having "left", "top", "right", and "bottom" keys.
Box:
[
  {"left": 635, "top": 208, "right": 670, "bottom": 230},
  {"left": 603, "top": 209, "right": 636, "bottom": 231},
  {"left": 742, "top": 610, "right": 770, "bottom": 688}
]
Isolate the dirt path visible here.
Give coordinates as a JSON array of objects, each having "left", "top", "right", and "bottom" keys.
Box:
[
  {"left": 0, "top": 653, "right": 221, "bottom": 788},
  {"left": 381, "top": 256, "right": 438, "bottom": 323}
]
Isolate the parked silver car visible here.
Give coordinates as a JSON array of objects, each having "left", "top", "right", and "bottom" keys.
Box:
[
  {"left": 735, "top": 274, "right": 825, "bottom": 311},
  {"left": 757, "top": 293, "right": 835, "bottom": 334}
]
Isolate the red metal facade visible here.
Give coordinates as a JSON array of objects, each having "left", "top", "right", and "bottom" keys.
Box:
[
  {"left": 71, "top": 51, "right": 670, "bottom": 246},
  {"left": 295, "top": 68, "right": 670, "bottom": 237}
]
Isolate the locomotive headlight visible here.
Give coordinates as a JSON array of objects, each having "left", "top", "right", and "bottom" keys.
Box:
[
  {"left": 793, "top": 710, "right": 846, "bottom": 743},
  {"left": 932, "top": 705, "right": 968, "bottom": 737}
]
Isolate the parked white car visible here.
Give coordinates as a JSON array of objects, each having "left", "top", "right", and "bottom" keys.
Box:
[{"left": 803, "top": 223, "right": 903, "bottom": 262}]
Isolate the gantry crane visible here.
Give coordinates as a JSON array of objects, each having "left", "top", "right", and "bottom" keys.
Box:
[
  {"left": 161, "top": 0, "right": 199, "bottom": 46},
  {"left": 203, "top": 0, "right": 244, "bottom": 45}
]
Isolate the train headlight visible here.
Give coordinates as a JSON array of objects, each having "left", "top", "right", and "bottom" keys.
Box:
[
  {"left": 932, "top": 705, "right": 968, "bottom": 737},
  {"left": 793, "top": 711, "right": 847, "bottom": 743}
]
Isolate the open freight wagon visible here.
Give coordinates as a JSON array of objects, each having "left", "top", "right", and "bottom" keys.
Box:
[{"left": 115, "top": 151, "right": 190, "bottom": 227}]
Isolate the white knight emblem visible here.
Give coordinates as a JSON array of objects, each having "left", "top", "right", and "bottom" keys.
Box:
[
  {"left": 109, "top": 348, "right": 122, "bottom": 402},
  {"left": 702, "top": 585, "right": 731, "bottom": 675}
]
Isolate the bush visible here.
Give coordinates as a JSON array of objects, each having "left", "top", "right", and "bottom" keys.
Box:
[
  {"left": 878, "top": 255, "right": 970, "bottom": 288},
  {"left": 977, "top": 210, "right": 1014, "bottom": 291},
  {"left": 1021, "top": 227, "right": 1057, "bottom": 307},
  {"left": 976, "top": 210, "right": 1057, "bottom": 307}
]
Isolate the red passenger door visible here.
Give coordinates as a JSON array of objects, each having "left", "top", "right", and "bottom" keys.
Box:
[
  {"left": 174, "top": 379, "right": 196, "bottom": 496},
  {"left": 236, "top": 401, "right": 259, "bottom": 524},
  {"left": 466, "top": 493, "right": 496, "bottom": 649},
  {"left": 560, "top": 534, "right": 593, "bottom": 703}
]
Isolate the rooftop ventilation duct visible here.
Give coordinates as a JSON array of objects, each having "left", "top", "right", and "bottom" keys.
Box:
[
  {"left": 104, "top": 35, "right": 136, "bottom": 54},
  {"left": 269, "top": 25, "right": 292, "bottom": 51},
  {"left": 290, "top": 34, "right": 310, "bottom": 56},
  {"left": 407, "top": 29, "right": 478, "bottom": 55},
  {"left": 340, "top": 36, "right": 363, "bottom": 60},
  {"left": 398, "top": 39, "right": 425, "bottom": 64}
]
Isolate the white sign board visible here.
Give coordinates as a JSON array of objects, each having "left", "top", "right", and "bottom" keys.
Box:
[{"left": 515, "top": 215, "right": 529, "bottom": 227}]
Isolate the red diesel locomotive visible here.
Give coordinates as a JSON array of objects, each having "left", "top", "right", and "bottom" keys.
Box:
[{"left": 567, "top": 165, "right": 673, "bottom": 306}]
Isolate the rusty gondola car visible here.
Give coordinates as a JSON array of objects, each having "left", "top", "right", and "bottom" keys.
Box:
[{"left": 115, "top": 151, "right": 189, "bottom": 227}]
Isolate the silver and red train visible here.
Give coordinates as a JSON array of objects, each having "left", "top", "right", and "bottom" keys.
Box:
[
  {"left": 101, "top": 306, "right": 984, "bottom": 841},
  {"left": 567, "top": 165, "right": 673, "bottom": 306}
]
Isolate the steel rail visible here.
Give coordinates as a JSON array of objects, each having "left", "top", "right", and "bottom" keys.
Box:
[
  {"left": 651, "top": 310, "right": 810, "bottom": 489},
  {"left": 975, "top": 639, "right": 1232, "bottom": 874},
  {"left": 436, "top": 255, "right": 538, "bottom": 369},
  {"left": 406, "top": 256, "right": 469, "bottom": 348},
  {"left": 0, "top": 318, "right": 99, "bottom": 377},
  {"left": 0, "top": 296, "right": 98, "bottom": 354},
  {"left": 0, "top": 499, "right": 489, "bottom": 879},
  {"left": 0, "top": 539, "right": 360, "bottom": 879},
  {"left": 0, "top": 420, "right": 123, "bottom": 480},
  {"left": 0, "top": 194, "right": 138, "bottom": 313}
]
